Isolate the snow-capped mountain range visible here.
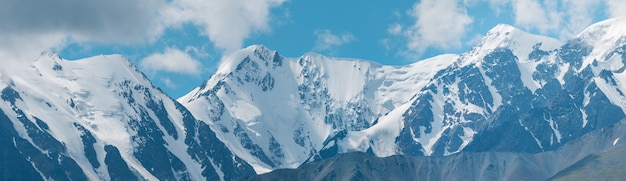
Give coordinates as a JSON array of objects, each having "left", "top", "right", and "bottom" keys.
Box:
[
  {"left": 0, "top": 53, "right": 253, "bottom": 180},
  {"left": 2, "top": 18, "right": 626, "bottom": 180}
]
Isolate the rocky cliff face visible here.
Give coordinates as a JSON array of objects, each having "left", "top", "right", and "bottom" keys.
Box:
[
  {"left": 2, "top": 17, "right": 626, "bottom": 180},
  {"left": 241, "top": 117, "right": 626, "bottom": 181},
  {"left": 181, "top": 18, "right": 626, "bottom": 174},
  {"left": 0, "top": 53, "right": 254, "bottom": 180}
]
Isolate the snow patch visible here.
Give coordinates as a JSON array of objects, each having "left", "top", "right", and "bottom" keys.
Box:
[
  {"left": 595, "top": 76, "right": 626, "bottom": 114},
  {"left": 478, "top": 65, "right": 502, "bottom": 110},
  {"left": 519, "top": 119, "right": 543, "bottom": 149},
  {"left": 556, "top": 63, "right": 569, "bottom": 85},
  {"left": 517, "top": 60, "right": 541, "bottom": 92},
  {"left": 417, "top": 89, "right": 447, "bottom": 156},
  {"left": 547, "top": 117, "right": 562, "bottom": 144},
  {"left": 344, "top": 98, "right": 413, "bottom": 157},
  {"left": 581, "top": 109, "right": 588, "bottom": 128}
]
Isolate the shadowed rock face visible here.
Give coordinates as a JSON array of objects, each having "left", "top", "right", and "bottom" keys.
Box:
[
  {"left": 3, "top": 19, "right": 626, "bottom": 180},
  {"left": 181, "top": 19, "right": 626, "bottom": 175},
  {"left": 549, "top": 145, "right": 626, "bottom": 181},
  {"left": 240, "top": 119, "right": 626, "bottom": 181},
  {"left": 0, "top": 54, "right": 255, "bottom": 181}
]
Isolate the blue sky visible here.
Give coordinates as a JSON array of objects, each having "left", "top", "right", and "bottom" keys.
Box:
[{"left": 1, "top": 0, "right": 625, "bottom": 98}]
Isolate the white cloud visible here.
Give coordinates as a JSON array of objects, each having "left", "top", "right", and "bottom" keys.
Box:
[
  {"left": 0, "top": 0, "right": 164, "bottom": 44},
  {"left": 313, "top": 29, "right": 356, "bottom": 53},
  {"left": 388, "top": 24, "right": 403, "bottom": 35},
  {"left": 561, "top": 0, "right": 601, "bottom": 38},
  {"left": 486, "top": 0, "right": 510, "bottom": 15},
  {"left": 388, "top": 0, "right": 621, "bottom": 59},
  {"left": 483, "top": 0, "right": 611, "bottom": 39},
  {"left": 0, "top": 33, "right": 68, "bottom": 63},
  {"left": 0, "top": 0, "right": 286, "bottom": 63},
  {"left": 392, "top": 0, "right": 473, "bottom": 57},
  {"left": 156, "top": 0, "right": 287, "bottom": 53},
  {"left": 510, "top": 0, "right": 561, "bottom": 33},
  {"left": 140, "top": 47, "right": 202, "bottom": 75},
  {"left": 606, "top": 0, "right": 626, "bottom": 18},
  {"left": 161, "top": 78, "right": 177, "bottom": 89},
  {"left": 0, "top": 0, "right": 165, "bottom": 62}
]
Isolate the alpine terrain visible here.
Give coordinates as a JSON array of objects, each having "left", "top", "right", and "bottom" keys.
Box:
[
  {"left": 181, "top": 17, "right": 626, "bottom": 178},
  {"left": 1, "top": 17, "right": 626, "bottom": 180},
  {"left": 0, "top": 53, "right": 254, "bottom": 180}
]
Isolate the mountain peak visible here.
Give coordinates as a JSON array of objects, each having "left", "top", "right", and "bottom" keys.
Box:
[
  {"left": 183, "top": 44, "right": 285, "bottom": 103},
  {"left": 464, "top": 23, "right": 562, "bottom": 64},
  {"left": 35, "top": 51, "right": 132, "bottom": 69},
  {"left": 480, "top": 24, "right": 561, "bottom": 51},
  {"left": 487, "top": 24, "right": 525, "bottom": 35},
  {"left": 573, "top": 17, "right": 626, "bottom": 70},
  {"left": 215, "top": 44, "right": 281, "bottom": 76},
  {"left": 576, "top": 17, "right": 626, "bottom": 41},
  {"left": 38, "top": 51, "right": 62, "bottom": 61},
  {"left": 245, "top": 44, "right": 270, "bottom": 51}
]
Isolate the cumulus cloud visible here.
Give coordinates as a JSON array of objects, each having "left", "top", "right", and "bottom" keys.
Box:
[
  {"left": 2, "top": 1, "right": 167, "bottom": 43},
  {"left": 392, "top": 0, "right": 473, "bottom": 57},
  {"left": 561, "top": 0, "right": 601, "bottom": 38},
  {"left": 485, "top": 0, "right": 510, "bottom": 15},
  {"left": 313, "top": 29, "right": 356, "bottom": 53},
  {"left": 160, "top": 78, "right": 177, "bottom": 89},
  {"left": 0, "top": 0, "right": 164, "bottom": 44},
  {"left": 155, "top": 0, "right": 287, "bottom": 53},
  {"left": 0, "top": 0, "right": 287, "bottom": 63},
  {"left": 388, "top": 0, "right": 620, "bottom": 58},
  {"left": 505, "top": 0, "right": 607, "bottom": 38},
  {"left": 0, "top": 33, "right": 68, "bottom": 62},
  {"left": 140, "top": 47, "right": 202, "bottom": 75},
  {"left": 511, "top": 0, "right": 562, "bottom": 34},
  {"left": 606, "top": 0, "right": 626, "bottom": 18},
  {"left": 0, "top": 0, "right": 164, "bottom": 62}
]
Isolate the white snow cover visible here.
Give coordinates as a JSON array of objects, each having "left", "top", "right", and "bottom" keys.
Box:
[
  {"left": 477, "top": 24, "right": 562, "bottom": 62},
  {"left": 466, "top": 24, "right": 563, "bottom": 93},
  {"left": 374, "top": 54, "right": 458, "bottom": 113},
  {"left": 0, "top": 74, "right": 6, "bottom": 90},
  {"left": 303, "top": 53, "right": 371, "bottom": 102},
  {"left": 180, "top": 19, "right": 626, "bottom": 172},
  {"left": 179, "top": 45, "right": 458, "bottom": 172},
  {"left": 342, "top": 54, "right": 459, "bottom": 157},
  {"left": 0, "top": 52, "right": 206, "bottom": 180},
  {"left": 577, "top": 17, "right": 626, "bottom": 71},
  {"left": 177, "top": 20, "right": 587, "bottom": 171},
  {"left": 578, "top": 18, "right": 626, "bottom": 115},
  {"left": 3, "top": 17, "right": 626, "bottom": 179}
]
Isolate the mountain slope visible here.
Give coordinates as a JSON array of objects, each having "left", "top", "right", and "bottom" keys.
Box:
[
  {"left": 2, "top": 17, "right": 626, "bottom": 180},
  {"left": 242, "top": 117, "right": 626, "bottom": 181},
  {"left": 549, "top": 144, "right": 626, "bottom": 180},
  {"left": 178, "top": 45, "right": 457, "bottom": 172},
  {"left": 0, "top": 53, "right": 254, "bottom": 180},
  {"left": 181, "top": 17, "right": 626, "bottom": 173}
]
